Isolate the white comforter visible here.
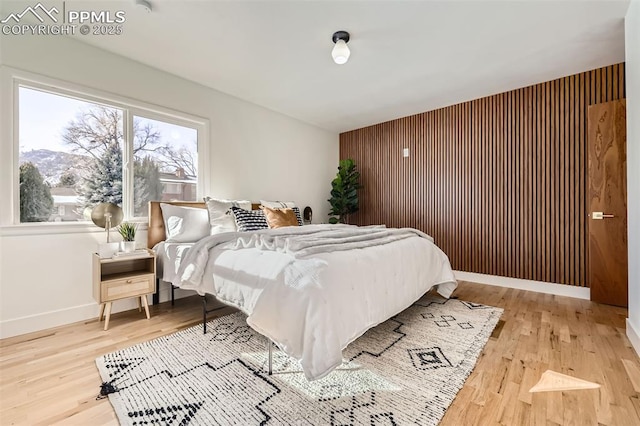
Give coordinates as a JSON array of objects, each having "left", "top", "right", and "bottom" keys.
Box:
[
  {"left": 173, "top": 224, "right": 457, "bottom": 380},
  {"left": 153, "top": 242, "right": 194, "bottom": 283}
]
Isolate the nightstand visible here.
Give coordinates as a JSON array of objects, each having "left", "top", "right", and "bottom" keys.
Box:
[{"left": 92, "top": 250, "right": 156, "bottom": 330}]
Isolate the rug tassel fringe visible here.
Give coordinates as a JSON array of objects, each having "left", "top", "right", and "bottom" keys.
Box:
[{"left": 96, "top": 381, "right": 119, "bottom": 400}]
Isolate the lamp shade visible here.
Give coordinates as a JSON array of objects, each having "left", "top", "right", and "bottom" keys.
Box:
[{"left": 331, "top": 39, "right": 350, "bottom": 64}]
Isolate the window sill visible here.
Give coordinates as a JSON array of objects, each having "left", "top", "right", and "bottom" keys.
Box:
[{"left": 0, "top": 221, "right": 148, "bottom": 237}]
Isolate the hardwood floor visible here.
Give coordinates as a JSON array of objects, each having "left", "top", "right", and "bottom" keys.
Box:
[
  {"left": 1, "top": 282, "right": 638, "bottom": 425},
  {"left": 441, "top": 283, "right": 640, "bottom": 426}
]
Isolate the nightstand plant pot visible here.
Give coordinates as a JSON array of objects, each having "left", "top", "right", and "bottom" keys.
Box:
[{"left": 120, "top": 241, "right": 136, "bottom": 253}]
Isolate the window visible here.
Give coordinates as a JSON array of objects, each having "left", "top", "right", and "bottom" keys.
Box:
[
  {"left": 17, "top": 84, "right": 201, "bottom": 223},
  {"left": 133, "top": 116, "right": 198, "bottom": 217}
]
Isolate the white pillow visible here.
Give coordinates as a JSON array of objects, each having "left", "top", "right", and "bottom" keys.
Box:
[
  {"left": 160, "top": 204, "right": 210, "bottom": 243},
  {"left": 204, "top": 198, "right": 252, "bottom": 234},
  {"left": 260, "top": 200, "right": 298, "bottom": 209}
]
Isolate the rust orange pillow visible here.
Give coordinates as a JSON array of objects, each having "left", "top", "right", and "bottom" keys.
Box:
[{"left": 262, "top": 206, "right": 300, "bottom": 229}]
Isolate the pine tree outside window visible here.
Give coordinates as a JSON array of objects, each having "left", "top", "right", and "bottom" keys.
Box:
[{"left": 16, "top": 84, "right": 201, "bottom": 224}]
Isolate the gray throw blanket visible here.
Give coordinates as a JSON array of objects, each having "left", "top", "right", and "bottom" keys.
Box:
[
  {"left": 228, "top": 224, "right": 434, "bottom": 257},
  {"left": 173, "top": 224, "right": 435, "bottom": 291}
]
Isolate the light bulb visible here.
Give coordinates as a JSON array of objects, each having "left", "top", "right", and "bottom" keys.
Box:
[{"left": 332, "top": 39, "right": 350, "bottom": 65}]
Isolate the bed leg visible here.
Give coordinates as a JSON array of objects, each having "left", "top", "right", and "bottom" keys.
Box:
[
  {"left": 171, "top": 285, "right": 175, "bottom": 306},
  {"left": 268, "top": 340, "right": 273, "bottom": 375},
  {"left": 202, "top": 295, "right": 207, "bottom": 335},
  {"left": 152, "top": 278, "right": 160, "bottom": 305}
]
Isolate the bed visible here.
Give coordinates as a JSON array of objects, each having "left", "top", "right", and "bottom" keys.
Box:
[
  {"left": 148, "top": 201, "right": 262, "bottom": 304},
  {"left": 148, "top": 200, "right": 457, "bottom": 381}
]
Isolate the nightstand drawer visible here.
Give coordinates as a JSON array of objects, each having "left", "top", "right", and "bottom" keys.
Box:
[{"left": 101, "top": 274, "right": 154, "bottom": 302}]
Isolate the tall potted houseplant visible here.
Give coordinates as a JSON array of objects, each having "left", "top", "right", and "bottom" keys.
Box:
[{"left": 328, "top": 158, "right": 362, "bottom": 224}]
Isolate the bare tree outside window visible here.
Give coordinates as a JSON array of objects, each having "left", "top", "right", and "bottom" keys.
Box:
[
  {"left": 133, "top": 116, "right": 198, "bottom": 217},
  {"left": 18, "top": 86, "right": 199, "bottom": 223}
]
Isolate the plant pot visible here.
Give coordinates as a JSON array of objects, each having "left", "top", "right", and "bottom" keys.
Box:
[{"left": 121, "top": 241, "right": 136, "bottom": 253}]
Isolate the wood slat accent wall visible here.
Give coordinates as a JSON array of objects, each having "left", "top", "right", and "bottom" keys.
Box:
[{"left": 340, "top": 63, "right": 625, "bottom": 287}]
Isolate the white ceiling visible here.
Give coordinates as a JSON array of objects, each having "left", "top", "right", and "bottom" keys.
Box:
[{"left": 1, "top": 0, "right": 630, "bottom": 132}]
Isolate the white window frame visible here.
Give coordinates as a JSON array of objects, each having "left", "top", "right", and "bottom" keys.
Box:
[{"left": 0, "top": 68, "right": 210, "bottom": 236}]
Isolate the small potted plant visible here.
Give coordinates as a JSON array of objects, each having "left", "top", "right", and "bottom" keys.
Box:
[{"left": 117, "top": 222, "right": 137, "bottom": 253}]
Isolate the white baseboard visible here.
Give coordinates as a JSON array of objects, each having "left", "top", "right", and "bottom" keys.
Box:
[
  {"left": 0, "top": 272, "right": 591, "bottom": 339},
  {"left": 0, "top": 285, "right": 191, "bottom": 339},
  {"left": 0, "top": 302, "right": 99, "bottom": 339},
  {"left": 454, "top": 270, "right": 591, "bottom": 300},
  {"left": 627, "top": 319, "right": 640, "bottom": 357}
]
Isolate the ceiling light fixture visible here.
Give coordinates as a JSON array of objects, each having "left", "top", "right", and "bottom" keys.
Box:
[
  {"left": 331, "top": 31, "right": 350, "bottom": 65},
  {"left": 135, "top": 0, "right": 152, "bottom": 13}
]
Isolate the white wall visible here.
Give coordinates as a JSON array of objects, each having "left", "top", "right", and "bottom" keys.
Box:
[
  {"left": 625, "top": 0, "right": 640, "bottom": 355},
  {"left": 0, "top": 35, "right": 338, "bottom": 338}
]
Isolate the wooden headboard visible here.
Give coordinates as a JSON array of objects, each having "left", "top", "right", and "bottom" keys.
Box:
[{"left": 147, "top": 201, "right": 261, "bottom": 249}]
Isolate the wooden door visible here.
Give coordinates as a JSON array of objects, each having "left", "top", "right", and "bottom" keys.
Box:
[{"left": 588, "top": 99, "right": 628, "bottom": 307}]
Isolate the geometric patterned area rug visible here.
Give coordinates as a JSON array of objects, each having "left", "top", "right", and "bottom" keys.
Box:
[{"left": 96, "top": 295, "right": 502, "bottom": 425}]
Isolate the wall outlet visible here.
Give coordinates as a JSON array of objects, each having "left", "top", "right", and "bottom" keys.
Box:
[{"left": 403, "top": 148, "right": 409, "bottom": 157}]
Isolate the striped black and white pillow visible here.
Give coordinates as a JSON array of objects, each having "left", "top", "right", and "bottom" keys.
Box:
[
  {"left": 291, "top": 207, "right": 303, "bottom": 226},
  {"left": 229, "top": 206, "right": 269, "bottom": 232}
]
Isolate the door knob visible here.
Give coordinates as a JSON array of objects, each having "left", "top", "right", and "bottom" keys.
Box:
[{"left": 591, "top": 212, "right": 615, "bottom": 220}]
